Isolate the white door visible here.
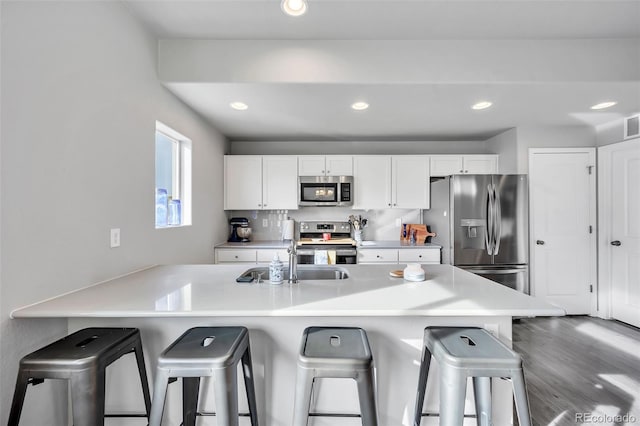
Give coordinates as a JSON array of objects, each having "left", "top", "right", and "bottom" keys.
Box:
[
  {"left": 529, "top": 149, "right": 596, "bottom": 314},
  {"left": 298, "top": 155, "right": 325, "bottom": 176},
  {"left": 325, "top": 155, "right": 353, "bottom": 176},
  {"left": 430, "top": 155, "right": 463, "bottom": 176},
  {"left": 353, "top": 155, "right": 391, "bottom": 209},
  {"left": 263, "top": 156, "right": 298, "bottom": 210},
  {"left": 392, "top": 156, "right": 430, "bottom": 209},
  {"left": 224, "top": 155, "right": 263, "bottom": 210},
  {"left": 599, "top": 139, "right": 640, "bottom": 327}
]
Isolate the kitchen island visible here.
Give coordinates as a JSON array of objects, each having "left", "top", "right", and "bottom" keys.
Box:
[{"left": 11, "top": 264, "right": 563, "bottom": 426}]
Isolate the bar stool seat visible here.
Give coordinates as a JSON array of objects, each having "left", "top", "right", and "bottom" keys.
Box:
[
  {"left": 413, "top": 326, "right": 532, "bottom": 426},
  {"left": 8, "top": 327, "right": 152, "bottom": 426},
  {"left": 149, "top": 326, "right": 259, "bottom": 426},
  {"left": 293, "top": 326, "right": 378, "bottom": 426}
]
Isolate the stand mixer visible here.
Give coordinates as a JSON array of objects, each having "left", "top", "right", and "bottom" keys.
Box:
[{"left": 228, "top": 217, "right": 252, "bottom": 242}]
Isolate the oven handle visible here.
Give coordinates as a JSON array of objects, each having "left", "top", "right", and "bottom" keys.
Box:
[{"left": 296, "top": 249, "right": 316, "bottom": 256}]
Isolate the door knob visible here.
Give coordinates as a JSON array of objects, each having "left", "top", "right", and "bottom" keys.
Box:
[
  {"left": 536, "top": 240, "right": 545, "bottom": 245},
  {"left": 611, "top": 240, "right": 622, "bottom": 246}
]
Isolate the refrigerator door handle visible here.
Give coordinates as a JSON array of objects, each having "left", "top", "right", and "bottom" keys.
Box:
[
  {"left": 485, "top": 184, "right": 494, "bottom": 255},
  {"left": 493, "top": 183, "right": 502, "bottom": 255}
]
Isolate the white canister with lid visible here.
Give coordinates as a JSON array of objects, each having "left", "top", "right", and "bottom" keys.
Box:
[
  {"left": 403, "top": 263, "right": 426, "bottom": 282},
  {"left": 269, "top": 254, "right": 284, "bottom": 284}
]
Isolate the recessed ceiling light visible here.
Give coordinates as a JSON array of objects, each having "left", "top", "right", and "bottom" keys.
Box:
[
  {"left": 351, "top": 101, "right": 369, "bottom": 111},
  {"left": 591, "top": 101, "right": 617, "bottom": 110},
  {"left": 471, "top": 101, "right": 493, "bottom": 110},
  {"left": 230, "top": 102, "right": 248, "bottom": 111},
  {"left": 281, "top": 0, "right": 308, "bottom": 16}
]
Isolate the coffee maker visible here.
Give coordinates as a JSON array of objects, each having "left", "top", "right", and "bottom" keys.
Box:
[{"left": 228, "top": 217, "right": 252, "bottom": 242}]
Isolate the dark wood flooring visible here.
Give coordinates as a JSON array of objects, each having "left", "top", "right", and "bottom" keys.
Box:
[{"left": 513, "top": 316, "right": 640, "bottom": 426}]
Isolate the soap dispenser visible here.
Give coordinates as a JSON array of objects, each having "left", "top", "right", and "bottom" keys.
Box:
[{"left": 269, "top": 254, "right": 284, "bottom": 285}]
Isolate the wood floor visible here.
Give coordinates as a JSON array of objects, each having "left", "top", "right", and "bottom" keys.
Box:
[{"left": 513, "top": 316, "right": 640, "bottom": 426}]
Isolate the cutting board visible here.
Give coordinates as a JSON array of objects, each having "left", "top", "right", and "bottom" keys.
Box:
[{"left": 400, "top": 224, "right": 436, "bottom": 243}]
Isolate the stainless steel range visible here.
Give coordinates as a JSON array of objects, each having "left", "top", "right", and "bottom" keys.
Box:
[{"left": 297, "top": 221, "right": 357, "bottom": 264}]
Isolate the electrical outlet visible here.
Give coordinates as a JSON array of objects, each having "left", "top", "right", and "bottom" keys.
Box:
[
  {"left": 110, "top": 228, "right": 120, "bottom": 248},
  {"left": 262, "top": 218, "right": 269, "bottom": 227},
  {"left": 395, "top": 218, "right": 402, "bottom": 227}
]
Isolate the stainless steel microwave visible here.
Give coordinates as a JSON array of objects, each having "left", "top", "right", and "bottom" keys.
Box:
[{"left": 298, "top": 176, "right": 353, "bottom": 207}]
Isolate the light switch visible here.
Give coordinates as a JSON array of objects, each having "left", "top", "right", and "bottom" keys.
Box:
[{"left": 110, "top": 228, "right": 121, "bottom": 248}]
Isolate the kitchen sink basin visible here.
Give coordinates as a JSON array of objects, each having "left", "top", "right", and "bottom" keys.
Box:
[{"left": 238, "top": 265, "right": 349, "bottom": 282}]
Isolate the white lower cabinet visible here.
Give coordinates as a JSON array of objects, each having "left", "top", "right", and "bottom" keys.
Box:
[
  {"left": 215, "top": 248, "right": 289, "bottom": 264},
  {"left": 359, "top": 248, "right": 441, "bottom": 265}
]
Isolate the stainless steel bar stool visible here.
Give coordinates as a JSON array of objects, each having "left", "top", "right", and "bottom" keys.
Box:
[
  {"left": 149, "top": 326, "right": 259, "bottom": 426},
  {"left": 8, "top": 327, "right": 152, "bottom": 426},
  {"left": 413, "top": 327, "right": 532, "bottom": 426},
  {"left": 293, "top": 326, "right": 378, "bottom": 426}
]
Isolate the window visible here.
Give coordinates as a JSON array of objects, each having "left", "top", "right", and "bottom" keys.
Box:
[{"left": 155, "top": 121, "right": 191, "bottom": 228}]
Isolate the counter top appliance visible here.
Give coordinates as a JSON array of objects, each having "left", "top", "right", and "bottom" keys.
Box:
[
  {"left": 297, "top": 221, "right": 357, "bottom": 264},
  {"left": 298, "top": 176, "right": 353, "bottom": 207},
  {"left": 228, "top": 217, "right": 251, "bottom": 242}
]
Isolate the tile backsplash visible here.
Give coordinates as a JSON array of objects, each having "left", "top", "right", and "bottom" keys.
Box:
[{"left": 226, "top": 207, "right": 422, "bottom": 241}]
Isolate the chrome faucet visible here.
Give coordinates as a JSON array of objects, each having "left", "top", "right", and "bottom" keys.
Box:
[{"left": 287, "top": 239, "right": 298, "bottom": 284}]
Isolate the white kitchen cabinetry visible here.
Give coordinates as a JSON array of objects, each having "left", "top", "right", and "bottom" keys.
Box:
[
  {"left": 430, "top": 155, "right": 498, "bottom": 176},
  {"left": 358, "top": 248, "right": 440, "bottom": 265},
  {"left": 224, "top": 155, "right": 298, "bottom": 210},
  {"left": 353, "top": 155, "right": 430, "bottom": 209},
  {"left": 215, "top": 248, "right": 289, "bottom": 264},
  {"left": 298, "top": 155, "right": 353, "bottom": 176}
]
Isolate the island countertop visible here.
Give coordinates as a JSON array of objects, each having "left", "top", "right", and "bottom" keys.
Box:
[{"left": 11, "top": 264, "right": 564, "bottom": 318}]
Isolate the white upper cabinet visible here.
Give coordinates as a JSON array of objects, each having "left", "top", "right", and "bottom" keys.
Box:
[
  {"left": 262, "top": 156, "right": 298, "bottom": 210},
  {"left": 353, "top": 156, "right": 392, "bottom": 209},
  {"left": 430, "top": 155, "right": 498, "bottom": 176},
  {"left": 354, "top": 155, "right": 430, "bottom": 209},
  {"left": 224, "top": 155, "right": 298, "bottom": 210},
  {"left": 392, "top": 156, "right": 430, "bottom": 209},
  {"left": 298, "top": 155, "right": 353, "bottom": 176},
  {"left": 224, "top": 155, "right": 263, "bottom": 210}
]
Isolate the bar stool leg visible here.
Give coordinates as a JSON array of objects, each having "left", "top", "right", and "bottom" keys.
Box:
[
  {"left": 356, "top": 368, "right": 379, "bottom": 426},
  {"left": 182, "top": 377, "right": 201, "bottom": 426},
  {"left": 133, "top": 337, "right": 152, "bottom": 418},
  {"left": 213, "top": 365, "right": 240, "bottom": 426},
  {"left": 472, "top": 377, "right": 492, "bottom": 426},
  {"left": 149, "top": 369, "right": 171, "bottom": 426},
  {"left": 511, "top": 371, "right": 532, "bottom": 426},
  {"left": 241, "top": 344, "right": 260, "bottom": 426},
  {"left": 439, "top": 368, "right": 467, "bottom": 426},
  {"left": 70, "top": 370, "right": 105, "bottom": 426},
  {"left": 292, "top": 368, "right": 314, "bottom": 426},
  {"left": 413, "top": 345, "right": 432, "bottom": 426},
  {"left": 8, "top": 369, "right": 31, "bottom": 426}
]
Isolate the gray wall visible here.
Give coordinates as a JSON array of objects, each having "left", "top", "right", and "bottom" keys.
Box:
[
  {"left": 231, "top": 140, "right": 490, "bottom": 155},
  {"left": 0, "top": 2, "right": 228, "bottom": 423},
  {"left": 485, "top": 128, "right": 518, "bottom": 174}
]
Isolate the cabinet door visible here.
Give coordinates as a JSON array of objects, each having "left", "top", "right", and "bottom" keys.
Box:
[
  {"left": 263, "top": 156, "right": 298, "bottom": 210},
  {"left": 358, "top": 249, "right": 398, "bottom": 264},
  {"left": 224, "top": 156, "right": 263, "bottom": 210},
  {"left": 216, "top": 249, "right": 257, "bottom": 263},
  {"left": 430, "top": 155, "right": 464, "bottom": 176},
  {"left": 392, "top": 156, "right": 430, "bottom": 209},
  {"left": 326, "top": 156, "right": 353, "bottom": 176},
  {"left": 353, "top": 156, "right": 392, "bottom": 209},
  {"left": 463, "top": 155, "right": 498, "bottom": 174},
  {"left": 298, "top": 155, "right": 326, "bottom": 176}
]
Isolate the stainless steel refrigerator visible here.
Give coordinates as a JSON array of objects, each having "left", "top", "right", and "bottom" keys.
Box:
[{"left": 424, "top": 175, "right": 529, "bottom": 293}]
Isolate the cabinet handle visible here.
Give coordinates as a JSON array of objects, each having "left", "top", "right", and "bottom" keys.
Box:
[
  {"left": 536, "top": 240, "right": 545, "bottom": 245},
  {"left": 376, "top": 255, "right": 381, "bottom": 258},
  {"left": 388, "top": 203, "right": 391, "bottom": 207},
  {"left": 393, "top": 203, "right": 397, "bottom": 206},
  {"left": 418, "top": 255, "right": 422, "bottom": 258},
  {"left": 263, "top": 204, "right": 267, "bottom": 207},
  {"left": 611, "top": 240, "right": 622, "bottom": 246},
  {"left": 322, "top": 170, "right": 325, "bottom": 174},
  {"left": 465, "top": 170, "right": 468, "bottom": 173},
  {"left": 460, "top": 169, "right": 464, "bottom": 173},
  {"left": 234, "top": 255, "right": 238, "bottom": 259}
]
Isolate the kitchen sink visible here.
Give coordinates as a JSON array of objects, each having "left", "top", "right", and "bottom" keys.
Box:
[{"left": 238, "top": 265, "right": 349, "bottom": 282}]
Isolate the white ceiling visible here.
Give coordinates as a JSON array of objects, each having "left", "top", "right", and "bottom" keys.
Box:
[{"left": 124, "top": 0, "right": 640, "bottom": 141}]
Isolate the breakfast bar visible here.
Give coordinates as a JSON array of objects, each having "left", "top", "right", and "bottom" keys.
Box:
[{"left": 11, "top": 264, "right": 564, "bottom": 426}]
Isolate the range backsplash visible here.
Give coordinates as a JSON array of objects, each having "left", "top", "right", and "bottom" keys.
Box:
[{"left": 226, "top": 207, "right": 422, "bottom": 241}]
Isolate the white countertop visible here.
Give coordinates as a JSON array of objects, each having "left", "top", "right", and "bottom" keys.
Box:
[
  {"left": 358, "top": 240, "right": 442, "bottom": 249},
  {"left": 11, "top": 264, "right": 564, "bottom": 318}
]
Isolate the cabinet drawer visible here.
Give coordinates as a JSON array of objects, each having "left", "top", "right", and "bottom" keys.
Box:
[
  {"left": 398, "top": 249, "right": 441, "bottom": 264},
  {"left": 257, "top": 249, "right": 289, "bottom": 263},
  {"left": 358, "top": 249, "right": 398, "bottom": 263},
  {"left": 216, "top": 249, "right": 256, "bottom": 263}
]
